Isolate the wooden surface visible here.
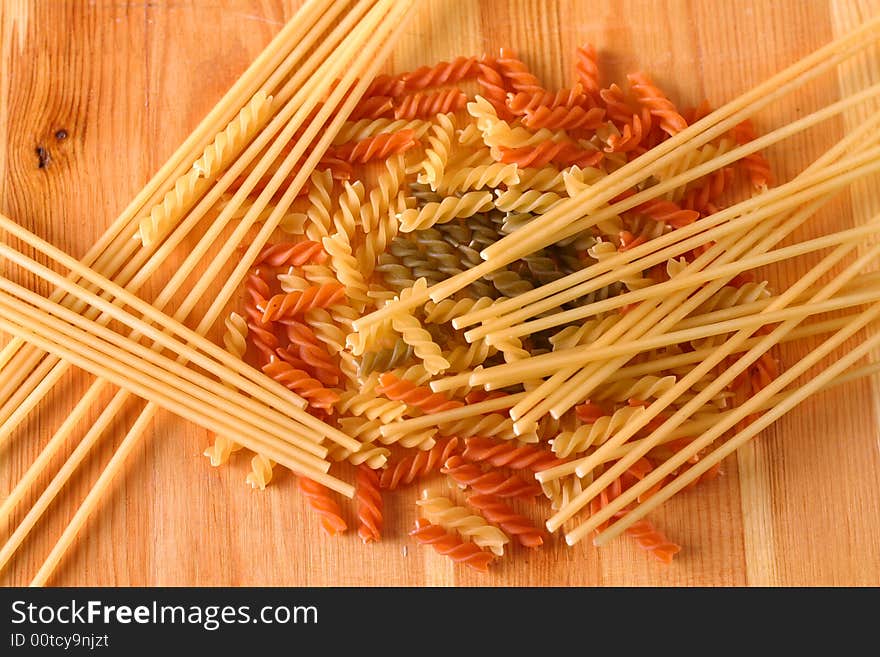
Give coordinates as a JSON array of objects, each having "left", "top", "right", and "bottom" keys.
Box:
[{"left": 1, "top": 0, "right": 879, "bottom": 587}]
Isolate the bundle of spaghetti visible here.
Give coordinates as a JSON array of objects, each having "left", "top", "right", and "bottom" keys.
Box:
[
  {"left": 417, "top": 496, "right": 509, "bottom": 556},
  {"left": 466, "top": 494, "right": 545, "bottom": 548},
  {"left": 298, "top": 477, "right": 348, "bottom": 536},
  {"left": 0, "top": 286, "right": 339, "bottom": 481},
  {"left": 548, "top": 242, "right": 880, "bottom": 544},
  {"left": 354, "top": 20, "right": 880, "bottom": 330},
  {"left": 457, "top": 123, "right": 880, "bottom": 353},
  {"left": 409, "top": 518, "right": 494, "bottom": 573},
  {"left": 3, "top": 2, "right": 460, "bottom": 577}
]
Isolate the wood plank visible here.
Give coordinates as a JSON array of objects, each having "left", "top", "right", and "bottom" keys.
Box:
[{"left": 1, "top": 0, "right": 878, "bottom": 586}]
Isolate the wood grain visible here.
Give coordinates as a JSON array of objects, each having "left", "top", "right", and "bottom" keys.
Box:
[{"left": 1, "top": 0, "right": 879, "bottom": 586}]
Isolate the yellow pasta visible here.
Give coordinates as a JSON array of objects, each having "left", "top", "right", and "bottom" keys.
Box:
[
  {"left": 137, "top": 91, "right": 273, "bottom": 247},
  {"left": 417, "top": 496, "right": 510, "bottom": 556}
]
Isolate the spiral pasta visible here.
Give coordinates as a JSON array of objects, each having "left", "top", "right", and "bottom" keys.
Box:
[
  {"left": 376, "top": 372, "right": 462, "bottom": 413},
  {"left": 394, "top": 88, "right": 468, "bottom": 119},
  {"left": 323, "top": 233, "right": 371, "bottom": 308},
  {"left": 203, "top": 311, "right": 248, "bottom": 467},
  {"left": 389, "top": 282, "right": 450, "bottom": 374},
  {"left": 409, "top": 519, "right": 494, "bottom": 573},
  {"left": 404, "top": 56, "right": 480, "bottom": 90},
  {"left": 398, "top": 191, "right": 494, "bottom": 232},
  {"left": 245, "top": 454, "right": 275, "bottom": 490},
  {"left": 329, "top": 129, "right": 419, "bottom": 163},
  {"left": 356, "top": 465, "right": 383, "bottom": 544},
  {"left": 304, "top": 169, "right": 335, "bottom": 243},
  {"left": 261, "top": 283, "right": 347, "bottom": 322},
  {"left": 551, "top": 405, "right": 648, "bottom": 458},
  {"left": 494, "top": 188, "right": 564, "bottom": 214},
  {"left": 461, "top": 436, "right": 564, "bottom": 473},
  {"left": 466, "top": 494, "right": 545, "bottom": 548},
  {"left": 137, "top": 91, "right": 273, "bottom": 247},
  {"left": 434, "top": 162, "right": 521, "bottom": 195},
  {"left": 262, "top": 357, "right": 338, "bottom": 409},
  {"left": 298, "top": 477, "right": 348, "bottom": 536},
  {"left": 626, "top": 72, "right": 687, "bottom": 137},
  {"left": 441, "top": 455, "right": 542, "bottom": 499},
  {"left": 575, "top": 44, "right": 601, "bottom": 97},
  {"left": 379, "top": 437, "right": 461, "bottom": 489},
  {"left": 417, "top": 497, "right": 509, "bottom": 556},
  {"left": 417, "top": 113, "right": 457, "bottom": 187}
]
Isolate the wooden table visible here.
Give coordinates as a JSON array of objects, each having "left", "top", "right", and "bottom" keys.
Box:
[{"left": 1, "top": 0, "right": 879, "bottom": 587}]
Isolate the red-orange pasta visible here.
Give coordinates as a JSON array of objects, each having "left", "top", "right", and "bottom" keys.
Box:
[
  {"left": 376, "top": 372, "right": 464, "bottom": 413},
  {"left": 441, "top": 455, "right": 542, "bottom": 499},
  {"left": 283, "top": 321, "right": 340, "bottom": 387},
  {"left": 507, "top": 84, "right": 590, "bottom": 115},
  {"left": 634, "top": 198, "right": 700, "bottom": 229},
  {"left": 349, "top": 95, "right": 395, "bottom": 121},
  {"left": 477, "top": 59, "right": 515, "bottom": 120},
  {"left": 262, "top": 357, "right": 339, "bottom": 409},
  {"left": 409, "top": 518, "right": 494, "bottom": 573},
  {"left": 298, "top": 477, "right": 348, "bottom": 536},
  {"left": 626, "top": 72, "right": 688, "bottom": 137},
  {"left": 680, "top": 167, "right": 733, "bottom": 214},
  {"left": 461, "top": 436, "right": 564, "bottom": 473},
  {"left": 379, "top": 437, "right": 461, "bottom": 489},
  {"left": 356, "top": 464, "right": 383, "bottom": 544},
  {"left": 255, "top": 241, "right": 327, "bottom": 267},
  {"left": 403, "top": 56, "right": 480, "bottom": 92},
  {"left": 496, "top": 141, "right": 604, "bottom": 168},
  {"left": 393, "top": 89, "right": 468, "bottom": 119},
  {"left": 364, "top": 73, "right": 406, "bottom": 99},
  {"left": 624, "top": 520, "right": 682, "bottom": 565},
  {"left": 260, "top": 283, "right": 347, "bottom": 322},
  {"left": 732, "top": 119, "right": 774, "bottom": 189},
  {"left": 496, "top": 48, "right": 544, "bottom": 95},
  {"left": 466, "top": 494, "right": 545, "bottom": 548},
  {"left": 521, "top": 105, "right": 605, "bottom": 132},
  {"left": 575, "top": 44, "right": 601, "bottom": 98},
  {"left": 599, "top": 83, "right": 638, "bottom": 127},
  {"left": 328, "top": 129, "right": 418, "bottom": 163},
  {"left": 244, "top": 270, "right": 278, "bottom": 365}
]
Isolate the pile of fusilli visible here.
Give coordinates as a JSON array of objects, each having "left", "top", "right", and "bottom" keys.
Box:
[{"left": 207, "top": 45, "right": 777, "bottom": 570}]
